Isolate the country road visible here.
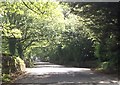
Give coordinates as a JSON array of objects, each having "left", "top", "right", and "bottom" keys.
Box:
[{"left": 12, "top": 62, "right": 119, "bottom": 85}]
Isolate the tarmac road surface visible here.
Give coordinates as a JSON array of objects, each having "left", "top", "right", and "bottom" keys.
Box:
[{"left": 12, "top": 62, "right": 119, "bottom": 85}]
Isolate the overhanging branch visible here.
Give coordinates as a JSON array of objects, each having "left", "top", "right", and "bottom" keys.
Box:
[
  {"left": 23, "top": 39, "right": 38, "bottom": 50},
  {"left": 22, "top": 0, "right": 45, "bottom": 15},
  {"left": 22, "top": 0, "right": 41, "bottom": 15}
]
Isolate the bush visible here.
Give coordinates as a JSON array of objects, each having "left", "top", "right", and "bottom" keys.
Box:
[
  {"left": 2, "top": 54, "right": 26, "bottom": 83},
  {"left": 96, "top": 61, "right": 115, "bottom": 73},
  {"left": 100, "top": 62, "right": 109, "bottom": 70},
  {"left": 2, "top": 54, "right": 26, "bottom": 74}
]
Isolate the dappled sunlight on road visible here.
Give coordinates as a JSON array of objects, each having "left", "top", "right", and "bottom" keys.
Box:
[
  {"left": 14, "top": 62, "right": 119, "bottom": 85},
  {"left": 25, "top": 67, "right": 91, "bottom": 75},
  {"left": 26, "top": 62, "right": 92, "bottom": 75}
]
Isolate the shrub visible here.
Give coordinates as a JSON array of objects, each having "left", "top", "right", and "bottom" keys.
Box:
[
  {"left": 2, "top": 54, "right": 26, "bottom": 74},
  {"left": 100, "top": 62, "right": 109, "bottom": 70}
]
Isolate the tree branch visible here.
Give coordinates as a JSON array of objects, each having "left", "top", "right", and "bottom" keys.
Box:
[
  {"left": 29, "top": 1, "right": 45, "bottom": 14},
  {"left": 23, "top": 39, "right": 38, "bottom": 50},
  {"left": 22, "top": 0, "right": 44, "bottom": 15},
  {"left": 22, "top": 1, "right": 41, "bottom": 15}
]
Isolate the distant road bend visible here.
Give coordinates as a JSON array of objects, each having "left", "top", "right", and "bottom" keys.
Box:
[{"left": 13, "top": 62, "right": 119, "bottom": 85}]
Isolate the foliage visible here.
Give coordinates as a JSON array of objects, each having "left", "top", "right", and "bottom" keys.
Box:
[
  {"left": 69, "top": 2, "right": 119, "bottom": 71},
  {"left": 99, "top": 62, "right": 110, "bottom": 70},
  {"left": 2, "top": 53, "right": 25, "bottom": 83},
  {"left": 2, "top": 74, "right": 11, "bottom": 83},
  {"left": 1, "top": 0, "right": 64, "bottom": 59},
  {"left": 2, "top": 54, "right": 25, "bottom": 74}
]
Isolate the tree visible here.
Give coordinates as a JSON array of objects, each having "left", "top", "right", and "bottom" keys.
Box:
[{"left": 68, "top": 2, "right": 119, "bottom": 71}]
